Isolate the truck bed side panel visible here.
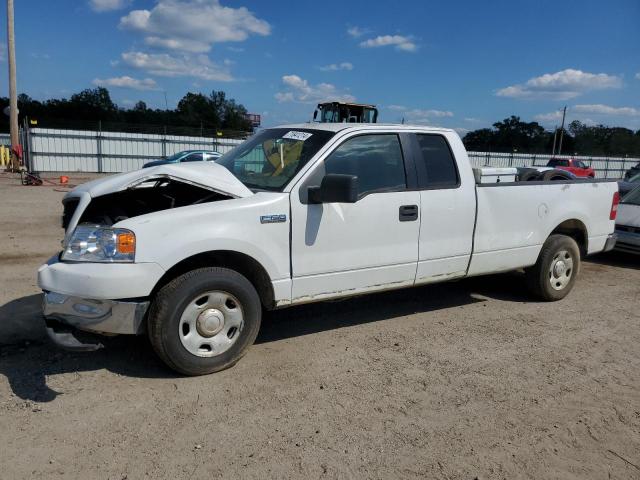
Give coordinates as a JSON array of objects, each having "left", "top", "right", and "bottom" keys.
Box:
[{"left": 468, "top": 181, "right": 616, "bottom": 276}]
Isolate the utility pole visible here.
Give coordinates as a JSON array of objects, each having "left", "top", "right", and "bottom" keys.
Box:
[
  {"left": 557, "top": 106, "right": 567, "bottom": 156},
  {"left": 551, "top": 125, "right": 558, "bottom": 156},
  {"left": 6, "top": 0, "right": 19, "bottom": 170}
]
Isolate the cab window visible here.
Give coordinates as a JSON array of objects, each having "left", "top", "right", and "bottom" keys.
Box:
[
  {"left": 415, "top": 134, "right": 459, "bottom": 188},
  {"left": 323, "top": 134, "right": 407, "bottom": 196}
]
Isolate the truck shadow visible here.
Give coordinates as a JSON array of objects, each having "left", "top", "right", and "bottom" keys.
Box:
[
  {"left": 0, "top": 273, "right": 534, "bottom": 402},
  {"left": 584, "top": 251, "right": 640, "bottom": 271}
]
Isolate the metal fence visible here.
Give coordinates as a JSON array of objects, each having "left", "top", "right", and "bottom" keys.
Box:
[
  {"left": 7, "top": 126, "right": 639, "bottom": 178},
  {"left": 24, "top": 127, "right": 246, "bottom": 172},
  {"left": 467, "top": 151, "right": 639, "bottom": 179}
]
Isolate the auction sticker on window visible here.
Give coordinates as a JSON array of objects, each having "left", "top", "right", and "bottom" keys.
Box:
[{"left": 282, "top": 131, "right": 313, "bottom": 141}]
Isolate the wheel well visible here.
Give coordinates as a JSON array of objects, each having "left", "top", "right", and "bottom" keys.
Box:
[
  {"left": 550, "top": 219, "right": 588, "bottom": 256},
  {"left": 152, "top": 251, "right": 275, "bottom": 310}
]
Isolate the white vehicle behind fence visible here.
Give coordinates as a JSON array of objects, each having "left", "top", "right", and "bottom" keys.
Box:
[{"left": 38, "top": 124, "right": 619, "bottom": 375}]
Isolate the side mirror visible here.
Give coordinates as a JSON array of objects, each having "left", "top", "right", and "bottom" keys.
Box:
[
  {"left": 313, "top": 110, "right": 318, "bottom": 121},
  {"left": 308, "top": 174, "right": 358, "bottom": 204}
]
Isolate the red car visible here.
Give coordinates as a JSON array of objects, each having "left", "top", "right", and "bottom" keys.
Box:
[{"left": 546, "top": 158, "right": 595, "bottom": 178}]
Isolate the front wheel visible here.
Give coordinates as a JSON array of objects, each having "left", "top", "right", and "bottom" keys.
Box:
[
  {"left": 525, "top": 234, "right": 581, "bottom": 301},
  {"left": 147, "top": 267, "right": 262, "bottom": 375}
]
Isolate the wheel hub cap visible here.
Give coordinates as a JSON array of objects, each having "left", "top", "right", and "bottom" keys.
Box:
[
  {"left": 553, "top": 260, "right": 566, "bottom": 277},
  {"left": 178, "top": 290, "right": 244, "bottom": 358},
  {"left": 548, "top": 250, "right": 573, "bottom": 291},
  {"left": 196, "top": 308, "right": 224, "bottom": 337}
]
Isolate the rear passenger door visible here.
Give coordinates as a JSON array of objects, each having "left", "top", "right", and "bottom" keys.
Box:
[{"left": 411, "top": 133, "right": 476, "bottom": 283}]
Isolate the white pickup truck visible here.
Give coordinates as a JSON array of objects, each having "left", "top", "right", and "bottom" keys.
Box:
[{"left": 38, "top": 124, "right": 619, "bottom": 375}]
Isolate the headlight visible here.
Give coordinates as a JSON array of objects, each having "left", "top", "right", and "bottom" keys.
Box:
[{"left": 61, "top": 224, "right": 136, "bottom": 263}]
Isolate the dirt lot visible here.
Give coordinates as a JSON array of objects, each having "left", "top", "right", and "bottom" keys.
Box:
[{"left": 0, "top": 172, "right": 639, "bottom": 480}]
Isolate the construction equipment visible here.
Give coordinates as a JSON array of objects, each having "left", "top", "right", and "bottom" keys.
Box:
[{"left": 313, "top": 102, "right": 378, "bottom": 123}]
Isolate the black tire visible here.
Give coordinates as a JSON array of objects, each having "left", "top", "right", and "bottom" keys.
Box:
[
  {"left": 518, "top": 168, "right": 541, "bottom": 182},
  {"left": 541, "top": 169, "right": 574, "bottom": 181},
  {"left": 147, "top": 267, "right": 262, "bottom": 376},
  {"left": 525, "top": 234, "right": 581, "bottom": 301}
]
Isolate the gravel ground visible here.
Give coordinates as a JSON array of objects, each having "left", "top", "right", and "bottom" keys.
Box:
[{"left": 1, "top": 172, "right": 639, "bottom": 480}]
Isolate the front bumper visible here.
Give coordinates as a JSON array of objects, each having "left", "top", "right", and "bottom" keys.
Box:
[{"left": 43, "top": 291, "right": 149, "bottom": 335}]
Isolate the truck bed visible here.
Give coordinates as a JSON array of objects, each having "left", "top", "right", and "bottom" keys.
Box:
[{"left": 468, "top": 178, "right": 618, "bottom": 276}]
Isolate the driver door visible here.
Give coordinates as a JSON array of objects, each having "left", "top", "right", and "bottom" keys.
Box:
[{"left": 289, "top": 132, "right": 420, "bottom": 302}]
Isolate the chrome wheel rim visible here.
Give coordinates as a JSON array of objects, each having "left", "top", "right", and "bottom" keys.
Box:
[
  {"left": 549, "top": 250, "right": 573, "bottom": 291},
  {"left": 178, "top": 290, "right": 244, "bottom": 357}
]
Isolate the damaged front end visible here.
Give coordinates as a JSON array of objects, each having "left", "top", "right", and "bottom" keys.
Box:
[
  {"left": 63, "top": 162, "right": 252, "bottom": 237},
  {"left": 42, "top": 163, "right": 254, "bottom": 351}
]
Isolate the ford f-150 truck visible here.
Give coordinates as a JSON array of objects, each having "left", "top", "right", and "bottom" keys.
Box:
[{"left": 38, "top": 124, "right": 619, "bottom": 375}]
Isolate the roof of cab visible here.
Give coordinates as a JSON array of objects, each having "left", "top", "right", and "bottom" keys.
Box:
[{"left": 276, "top": 123, "right": 454, "bottom": 134}]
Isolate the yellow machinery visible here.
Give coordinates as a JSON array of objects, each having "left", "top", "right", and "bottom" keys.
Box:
[{"left": 0, "top": 145, "right": 10, "bottom": 166}]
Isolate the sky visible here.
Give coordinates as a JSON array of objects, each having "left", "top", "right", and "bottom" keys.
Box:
[{"left": 1, "top": 0, "right": 639, "bottom": 133}]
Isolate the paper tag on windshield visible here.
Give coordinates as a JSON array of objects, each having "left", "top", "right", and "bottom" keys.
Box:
[{"left": 282, "top": 131, "right": 313, "bottom": 141}]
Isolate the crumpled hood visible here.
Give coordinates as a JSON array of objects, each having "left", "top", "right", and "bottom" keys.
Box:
[{"left": 67, "top": 162, "right": 253, "bottom": 200}]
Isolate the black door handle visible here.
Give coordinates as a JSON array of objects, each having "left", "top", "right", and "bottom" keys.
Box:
[{"left": 399, "top": 204, "right": 418, "bottom": 222}]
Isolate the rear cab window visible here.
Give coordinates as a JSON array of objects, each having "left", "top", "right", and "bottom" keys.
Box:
[
  {"left": 414, "top": 134, "right": 460, "bottom": 189},
  {"left": 548, "top": 159, "right": 569, "bottom": 167}
]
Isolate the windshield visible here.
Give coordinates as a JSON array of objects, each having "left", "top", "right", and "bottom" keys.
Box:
[
  {"left": 622, "top": 185, "right": 640, "bottom": 206},
  {"left": 166, "top": 151, "right": 187, "bottom": 161},
  {"left": 217, "top": 128, "right": 335, "bottom": 191},
  {"left": 628, "top": 172, "right": 640, "bottom": 183},
  {"left": 547, "top": 158, "right": 569, "bottom": 167}
]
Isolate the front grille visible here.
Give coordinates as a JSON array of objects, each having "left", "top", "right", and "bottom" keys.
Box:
[{"left": 62, "top": 198, "right": 79, "bottom": 230}]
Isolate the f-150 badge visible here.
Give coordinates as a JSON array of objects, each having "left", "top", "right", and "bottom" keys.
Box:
[{"left": 260, "top": 214, "right": 287, "bottom": 224}]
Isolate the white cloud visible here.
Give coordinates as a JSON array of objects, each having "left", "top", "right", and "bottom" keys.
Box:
[
  {"left": 573, "top": 104, "right": 640, "bottom": 116},
  {"left": 496, "top": 69, "right": 622, "bottom": 100},
  {"left": 319, "top": 62, "right": 353, "bottom": 72},
  {"left": 347, "top": 26, "right": 367, "bottom": 38},
  {"left": 534, "top": 110, "right": 564, "bottom": 123},
  {"left": 359, "top": 35, "right": 417, "bottom": 52},
  {"left": 92, "top": 75, "right": 160, "bottom": 91},
  {"left": 535, "top": 104, "right": 640, "bottom": 125},
  {"left": 275, "top": 74, "right": 355, "bottom": 103},
  {"left": 89, "top": 0, "right": 131, "bottom": 12},
  {"left": 119, "top": 0, "right": 270, "bottom": 53},
  {"left": 636, "top": 72, "right": 640, "bottom": 80},
  {"left": 388, "top": 104, "right": 453, "bottom": 122},
  {"left": 121, "top": 51, "right": 233, "bottom": 81}
]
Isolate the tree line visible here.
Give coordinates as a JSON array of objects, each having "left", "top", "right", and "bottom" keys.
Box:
[
  {"left": 0, "top": 87, "right": 253, "bottom": 134},
  {"left": 462, "top": 116, "right": 640, "bottom": 157},
  {"left": 1, "top": 88, "right": 639, "bottom": 156}
]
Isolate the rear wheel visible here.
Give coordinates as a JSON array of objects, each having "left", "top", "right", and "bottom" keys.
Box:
[
  {"left": 148, "top": 267, "right": 262, "bottom": 375},
  {"left": 525, "top": 234, "right": 580, "bottom": 301}
]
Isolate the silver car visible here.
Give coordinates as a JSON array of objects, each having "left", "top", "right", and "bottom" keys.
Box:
[{"left": 615, "top": 185, "right": 640, "bottom": 254}]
